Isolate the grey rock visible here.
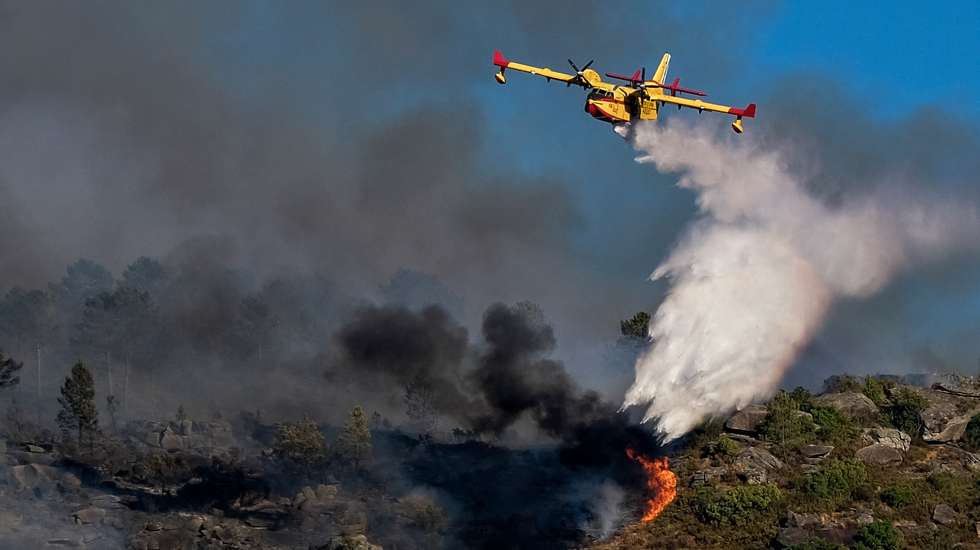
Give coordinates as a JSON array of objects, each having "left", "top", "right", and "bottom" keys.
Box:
[
  {"left": 734, "top": 446, "right": 783, "bottom": 484},
  {"left": 801, "top": 445, "right": 834, "bottom": 459},
  {"left": 854, "top": 510, "right": 874, "bottom": 525},
  {"left": 6, "top": 450, "right": 56, "bottom": 465},
  {"left": 72, "top": 507, "right": 106, "bottom": 525},
  {"left": 776, "top": 527, "right": 811, "bottom": 547},
  {"left": 862, "top": 427, "right": 911, "bottom": 453},
  {"left": 24, "top": 444, "right": 45, "bottom": 453},
  {"left": 933, "top": 504, "right": 958, "bottom": 526},
  {"left": 10, "top": 463, "right": 52, "bottom": 490},
  {"left": 725, "top": 404, "right": 769, "bottom": 434},
  {"left": 159, "top": 427, "right": 185, "bottom": 451},
  {"left": 90, "top": 494, "right": 123, "bottom": 507},
  {"left": 856, "top": 444, "right": 904, "bottom": 466},
  {"left": 690, "top": 467, "right": 726, "bottom": 487},
  {"left": 920, "top": 388, "right": 980, "bottom": 443},
  {"left": 813, "top": 392, "right": 879, "bottom": 419},
  {"left": 786, "top": 511, "right": 824, "bottom": 529}
]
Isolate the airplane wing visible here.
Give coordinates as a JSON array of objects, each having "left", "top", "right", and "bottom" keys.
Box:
[
  {"left": 653, "top": 93, "right": 756, "bottom": 120},
  {"left": 493, "top": 50, "right": 588, "bottom": 87}
]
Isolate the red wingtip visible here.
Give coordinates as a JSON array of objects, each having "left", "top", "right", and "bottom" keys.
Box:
[{"left": 493, "top": 49, "right": 509, "bottom": 68}]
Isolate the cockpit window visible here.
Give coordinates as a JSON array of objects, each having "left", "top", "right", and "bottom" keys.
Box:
[{"left": 589, "top": 89, "right": 612, "bottom": 100}]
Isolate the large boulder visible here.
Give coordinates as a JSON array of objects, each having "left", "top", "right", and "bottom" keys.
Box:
[
  {"left": 813, "top": 392, "right": 879, "bottom": 419},
  {"left": 801, "top": 445, "right": 834, "bottom": 459},
  {"left": 862, "top": 427, "right": 911, "bottom": 453},
  {"left": 855, "top": 444, "right": 903, "bottom": 467},
  {"left": 919, "top": 388, "right": 980, "bottom": 443},
  {"left": 73, "top": 507, "right": 106, "bottom": 525},
  {"left": 10, "top": 464, "right": 57, "bottom": 491},
  {"left": 733, "top": 446, "right": 783, "bottom": 484},
  {"left": 159, "top": 427, "right": 185, "bottom": 451},
  {"left": 933, "top": 504, "right": 958, "bottom": 526},
  {"left": 725, "top": 404, "right": 769, "bottom": 434}
]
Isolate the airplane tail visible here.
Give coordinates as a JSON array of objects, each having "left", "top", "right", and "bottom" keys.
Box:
[{"left": 652, "top": 53, "right": 670, "bottom": 84}]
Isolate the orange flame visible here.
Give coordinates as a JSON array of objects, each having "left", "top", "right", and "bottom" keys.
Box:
[{"left": 625, "top": 447, "right": 678, "bottom": 522}]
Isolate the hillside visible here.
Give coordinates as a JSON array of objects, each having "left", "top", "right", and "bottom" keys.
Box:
[{"left": 591, "top": 374, "right": 980, "bottom": 550}]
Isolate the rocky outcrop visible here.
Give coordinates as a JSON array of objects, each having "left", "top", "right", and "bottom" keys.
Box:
[
  {"left": 933, "top": 504, "right": 958, "bottom": 526},
  {"left": 777, "top": 509, "right": 873, "bottom": 547},
  {"left": 920, "top": 389, "right": 980, "bottom": 443},
  {"left": 73, "top": 507, "right": 107, "bottom": 525},
  {"left": 855, "top": 444, "right": 903, "bottom": 467},
  {"left": 725, "top": 404, "right": 769, "bottom": 434},
  {"left": 813, "top": 392, "right": 879, "bottom": 419},
  {"left": 861, "top": 427, "right": 911, "bottom": 453},
  {"left": 801, "top": 445, "right": 834, "bottom": 459},
  {"left": 733, "top": 446, "right": 783, "bottom": 484},
  {"left": 9, "top": 463, "right": 81, "bottom": 493}
]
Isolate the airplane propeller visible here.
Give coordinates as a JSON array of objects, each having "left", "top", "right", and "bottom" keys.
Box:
[{"left": 566, "top": 58, "right": 595, "bottom": 87}]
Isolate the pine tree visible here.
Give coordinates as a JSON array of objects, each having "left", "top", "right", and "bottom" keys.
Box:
[
  {"left": 337, "top": 406, "right": 372, "bottom": 470},
  {"left": 57, "top": 362, "right": 99, "bottom": 446},
  {"left": 275, "top": 416, "right": 326, "bottom": 471},
  {"left": 0, "top": 351, "right": 23, "bottom": 389}
]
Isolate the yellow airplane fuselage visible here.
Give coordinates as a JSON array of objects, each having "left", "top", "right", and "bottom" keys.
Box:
[
  {"left": 584, "top": 87, "right": 660, "bottom": 125},
  {"left": 492, "top": 50, "right": 756, "bottom": 134}
]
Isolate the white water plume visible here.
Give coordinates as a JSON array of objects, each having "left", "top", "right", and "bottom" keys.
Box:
[{"left": 622, "top": 119, "right": 980, "bottom": 440}]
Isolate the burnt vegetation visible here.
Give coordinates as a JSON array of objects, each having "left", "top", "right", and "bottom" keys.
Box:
[{"left": 0, "top": 256, "right": 665, "bottom": 549}]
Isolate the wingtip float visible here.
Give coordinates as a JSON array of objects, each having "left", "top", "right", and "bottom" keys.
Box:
[{"left": 492, "top": 49, "right": 757, "bottom": 135}]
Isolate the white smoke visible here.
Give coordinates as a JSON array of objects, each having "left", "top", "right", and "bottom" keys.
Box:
[{"left": 622, "top": 119, "right": 980, "bottom": 440}]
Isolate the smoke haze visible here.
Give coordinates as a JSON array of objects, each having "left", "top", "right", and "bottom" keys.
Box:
[{"left": 623, "top": 119, "right": 980, "bottom": 439}]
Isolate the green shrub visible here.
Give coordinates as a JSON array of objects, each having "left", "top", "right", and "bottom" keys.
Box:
[
  {"left": 886, "top": 389, "right": 928, "bottom": 437},
  {"left": 926, "top": 472, "right": 978, "bottom": 510},
  {"left": 962, "top": 414, "right": 980, "bottom": 452},
  {"left": 790, "top": 386, "right": 814, "bottom": 410},
  {"left": 862, "top": 377, "right": 889, "bottom": 406},
  {"left": 810, "top": 406, "right": 859, "bottom": 445},
  {"left": 687, "top": 417, "right": 727, "bottom": 458},
  {"left": 880, "top": 484, "right": 916, "bottom": 508},
  {"left": 705, "top": 435, "right": 739, "bottom": 459},
  {"left": 797, "top": 459, "right": 869, "bottom": 509},
  {"left": 823, "top": 375, "right": 862, "bottom": 394},
  {"left": 761, "top": 391, "right": 816, "bottom": 448},
  {"left": 852, "top": 520, "right": 903, "bottom": 550},
  {"left": 691, "top": 484, "right": 783, "bottom": 526},
  {"left": 274, "top": 417, "right": 327, "bottom": 469}
]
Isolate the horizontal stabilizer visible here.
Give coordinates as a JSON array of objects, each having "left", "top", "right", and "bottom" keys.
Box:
[{"left": 729, "top": 103, "right": 757, "bottom": 118}]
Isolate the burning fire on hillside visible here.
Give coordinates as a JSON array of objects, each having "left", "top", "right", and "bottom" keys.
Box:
[{"left": 625, "top": 448, "right": 678, "bottom": 522}]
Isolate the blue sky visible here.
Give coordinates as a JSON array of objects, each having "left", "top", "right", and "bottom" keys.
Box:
[{"left": 183, "top": 2, "right": 980, "bottom": 381}]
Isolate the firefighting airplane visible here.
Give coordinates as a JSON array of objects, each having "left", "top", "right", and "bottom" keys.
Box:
[{"left": 492, "top": 50, "right": 756, "bottom": 134}]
